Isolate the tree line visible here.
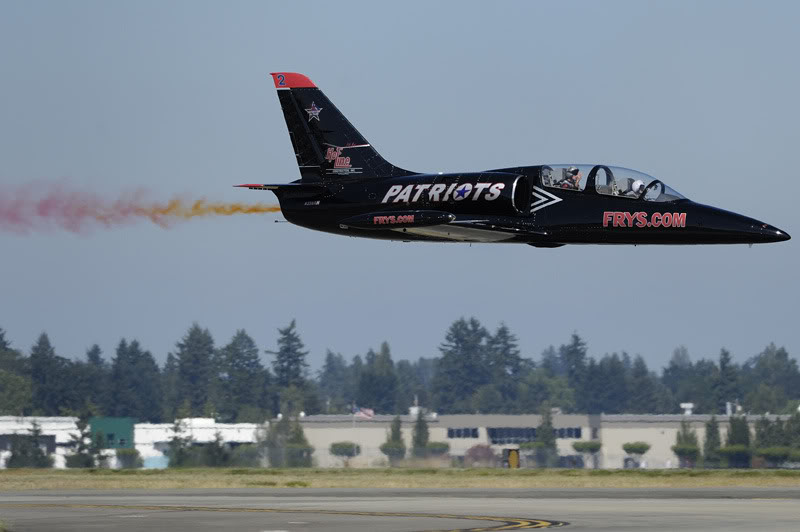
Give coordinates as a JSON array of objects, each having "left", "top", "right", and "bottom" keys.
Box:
[{"left": 1, "top": 318, "right": 798, "bottom": 422}]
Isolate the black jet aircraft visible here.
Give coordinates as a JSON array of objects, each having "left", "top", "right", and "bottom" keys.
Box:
[{"left": 237, "top": 72, "right": 789, "bottom": 247}]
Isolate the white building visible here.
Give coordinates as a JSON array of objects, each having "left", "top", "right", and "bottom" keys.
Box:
[
  {"left": 134, "top": 418, "right": 261, "bottom": 468},
  {"left": 0, "top": 416, "right": 261, "bottom": 469},
  {"left": 1, "top": 413, "right": 792, "bottom": 469},
  {"left": 0, "top": 416, "right": 80, "bottom": 468}
]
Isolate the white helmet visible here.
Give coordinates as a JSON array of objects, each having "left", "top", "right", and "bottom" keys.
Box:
[{"left": 631, "top": 179, "right": 645, "bottom": 194}]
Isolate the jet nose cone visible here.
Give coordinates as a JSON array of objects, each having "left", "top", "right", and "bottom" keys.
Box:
[{"left": 765, "top": 225, "right": 790, "bottom": 242}]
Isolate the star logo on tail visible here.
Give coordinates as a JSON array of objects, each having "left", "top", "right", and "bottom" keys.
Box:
[{"left": 305, "top": 102, "right": 322, "bottom": 121}]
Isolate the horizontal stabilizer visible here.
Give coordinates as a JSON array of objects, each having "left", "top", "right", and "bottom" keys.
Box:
[
  {"left": 235, "top": 183, "right": 327, "bottom": 191},
  {"left": 235, "top": 182, "right": 329, "bottom": 199}
]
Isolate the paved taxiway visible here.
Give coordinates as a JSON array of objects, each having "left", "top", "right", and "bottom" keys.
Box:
[{"left": 1, "top": 488, "right": 799, "bottom": 531}]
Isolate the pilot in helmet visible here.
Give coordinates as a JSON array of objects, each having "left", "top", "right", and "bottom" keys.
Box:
[
  {"left": 631, "top": 179, "right": 645, "bottom": 196},
  {"left": 562, "top": 166, "right": 582, "bottom": 189}
]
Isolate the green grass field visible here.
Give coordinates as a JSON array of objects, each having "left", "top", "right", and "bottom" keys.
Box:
[{"left": 1, "top": 468, "right": 800, "bottom": 491}]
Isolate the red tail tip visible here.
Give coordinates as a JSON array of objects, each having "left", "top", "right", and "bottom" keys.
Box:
[{"left": 270, "top": 72, "right": 316, "bottom": 89}]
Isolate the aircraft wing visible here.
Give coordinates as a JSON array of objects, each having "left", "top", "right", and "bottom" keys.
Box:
[{"left": 399, "top": 218, "right": 548, "bottom": 243}]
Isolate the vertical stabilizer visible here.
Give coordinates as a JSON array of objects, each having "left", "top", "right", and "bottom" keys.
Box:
[{"left": 270, "top": 72, "right": 415, "bottom": 182}]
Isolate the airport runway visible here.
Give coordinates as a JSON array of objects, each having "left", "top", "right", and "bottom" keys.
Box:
[{"left": 1, "top": 488, "right": 799, "bottom": 531}]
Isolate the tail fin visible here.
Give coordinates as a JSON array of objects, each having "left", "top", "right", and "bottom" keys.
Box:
[{"left": 270, "top": 72, "right": 415, "bottom": 182}]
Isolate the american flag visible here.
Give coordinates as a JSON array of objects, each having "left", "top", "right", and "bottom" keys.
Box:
[{"left": 353, "top": 407, "right": 374, "bottom": 419}]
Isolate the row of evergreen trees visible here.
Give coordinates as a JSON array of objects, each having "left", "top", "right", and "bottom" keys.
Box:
[
  {"left": 1, "top": 319, "right": 798, "bottom": 422},
  {"left": 671, "top": 414, "right": 800, "bottom": 468}
]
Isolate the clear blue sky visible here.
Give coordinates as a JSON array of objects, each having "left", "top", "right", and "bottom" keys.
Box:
[{"left": 1, "top": 1, "right": 797, "bottom": 372}]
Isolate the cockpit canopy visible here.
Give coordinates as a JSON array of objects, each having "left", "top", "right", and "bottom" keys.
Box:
[{"left": 541, "top": 164, "right": 686, "bottom": 202}]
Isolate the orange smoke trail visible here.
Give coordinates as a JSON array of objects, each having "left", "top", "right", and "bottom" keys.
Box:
[
  {"left": 0, "top": 182, "right": 281, "bottom": 234},
  {"left": 101, "top": 199, "right": 282, "bottom": 228}
]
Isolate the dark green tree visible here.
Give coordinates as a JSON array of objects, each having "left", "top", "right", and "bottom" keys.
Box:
[
  {"left": 431, "top": 317, "right": 490, "bottom": 413},
  {"left": 703, "top": 415, "right": 722, "bottom": 468},
  {"left": 394, "top": 359, "right": 421, "bottom": 416},
  {"left": 741, "top": 344, "right": 799, "bottom": 413},
  {"left": 268, "top": 319, "right": 309, "bottom": 389},
  {"left": 0, "top": 369, "right": 31, "bottom": 415},
  {"left": 754, "top": 416, "right": 787, "bottom": 448},
  {"left": 471, "top": 384, "right": 506, "bottom": 413},
  {"left": 534, "top": 403, "right": 558, "bottom": 467},
  {"left": 286, "top": 419, "right": 313, "bottom": 467},
  {"left": 357, "top": 342, "right": 398, "bottom": 414},
  {"left": 540, "top": 345, "right": 563, "bottom": 377},
  {"left": 672, "top": 420, "right": 700, "bottom": 467},
  {"left": 745, "top": 383, "right": 787, "bottom": 414},
  {"left": 83, "top": 345, "right": 110, "bottom": 412},
  {"left": 626, "top": 355, "right": 672, "bottom": 414},
  {"left": 116, "top": 448, "right": 144, "bottom": 469},
  {"left": 726, "top": 416, "right": 751, "bottom": 446},
  {"left": 110, "top": 339, "right": 162, "bottom": 421},
  {"left": 0, "top": 329, "right": 27, "bottom": 375},
  {"left": 560, "top": 334, "right": 589, "bottom": 407},
  {"left": 65, "top": 414, "right": 106, "bottom": 469},
  {"left": 174, "top": 324, "right": 216, "bottom": 417},
  {"left": 268, "top": 320, "right": 319, "bottom": 415},
  {"left": 218, "top": 330, "right": 270, "bottom": 422},
  {"left": 264, "top": 416, "right": 313, "bottom": 467},
  {"left": 521, "top": 404, "right": 559, "bottom": 467},
  {"left": 29, "top": 333, "right": 78, "bottom": 415},
  {"left": 669, "top": 358, "right": 718, "bottom": 414},
  {"left": 662, "top": 346, "right": 692, "bottom": 395},
  {"left": 167, "top": 416, "right": 195, "bottom": 467},
  {"left": 721, "top": 415, "right": 752, "bottom": 468},
  {"left": 517, "top": 369, "right": 575, "bottom": 413},
  {"left": 484, "top": 324, "right": 523, "bottom": 404},
  {"left": 785, "top": 412, "right": 800, "bottom": 447},
  {"left": 593, "top": 353, "right": 629, "bottom": 414},
  {"left": 318, "top": 350, "right": 351, "bottom": 413},
  {"left": 0, "top": 327, "right": 9, "bottom": 351},
  {"left": 161, "top": 353, "right": 180, "bottom": 421},
  {"left": 380, "top": 415, "right": 406, "bottom": 465},
  {"left": 713, "top": 349, "right": 740, "bottom": 414},
  {"left": 6, "top": 422, "right": 53, "bottom": 468},
  {"left": 411, "top": 410, "right": 430, "bottom": 457},
  {"left": 202, "top": 432, "right": 232, "bottom": 467}
]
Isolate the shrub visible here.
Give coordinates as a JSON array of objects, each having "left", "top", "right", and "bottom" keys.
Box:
[
  {"left": 329, "top": 442, "right": 360, "bottom": 467},
  {"left": 754, "top": 446, "right": 791, "bottom": 468},
  {"left": 671, "top": 444, "right": 700, "bottom": 467},
  {"left": 230, "top": 444, "right": 262, "bottom": 467},
  {"left": 464, "top": 444, "right": 497, "bottom": 467},
  {"left": 520, "top": 441, "right": 558, "bottom": 468},
  {"left": 573, "top": 441, "right": 602, "bottom": 454},
  {"left": 622, "top": 442, "right": 651, "bottom": 456},
  {"left": 116, "top": 448, "right": 144, "bottom": 469},
  {"left": 202, "top": 432, "right": 232, "bottom": 467},
  {"left": 286, "top": 443, "right": 313, "bottom": 467},
  {"left": 380, "top": 441, "right": 406, "bottom": 464},
  {"left": 719, "top": 444, "right": 752, "bottom": 468},
  {"left": 6, "top": 424, "right": 53, "bottom": 469},
  {"left": 425, "top": 442, "right": 449, "bottom": 457},
  {"left": 65, "top": 452, "right": 95, "bottom": 469},
  {"left": 572, "top": 440, "right": 602, "bottom": 469}
]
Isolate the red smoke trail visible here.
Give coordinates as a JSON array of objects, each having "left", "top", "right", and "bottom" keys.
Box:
[{"left": 0, "top": 182, "right": 280, "bottom": 234}]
